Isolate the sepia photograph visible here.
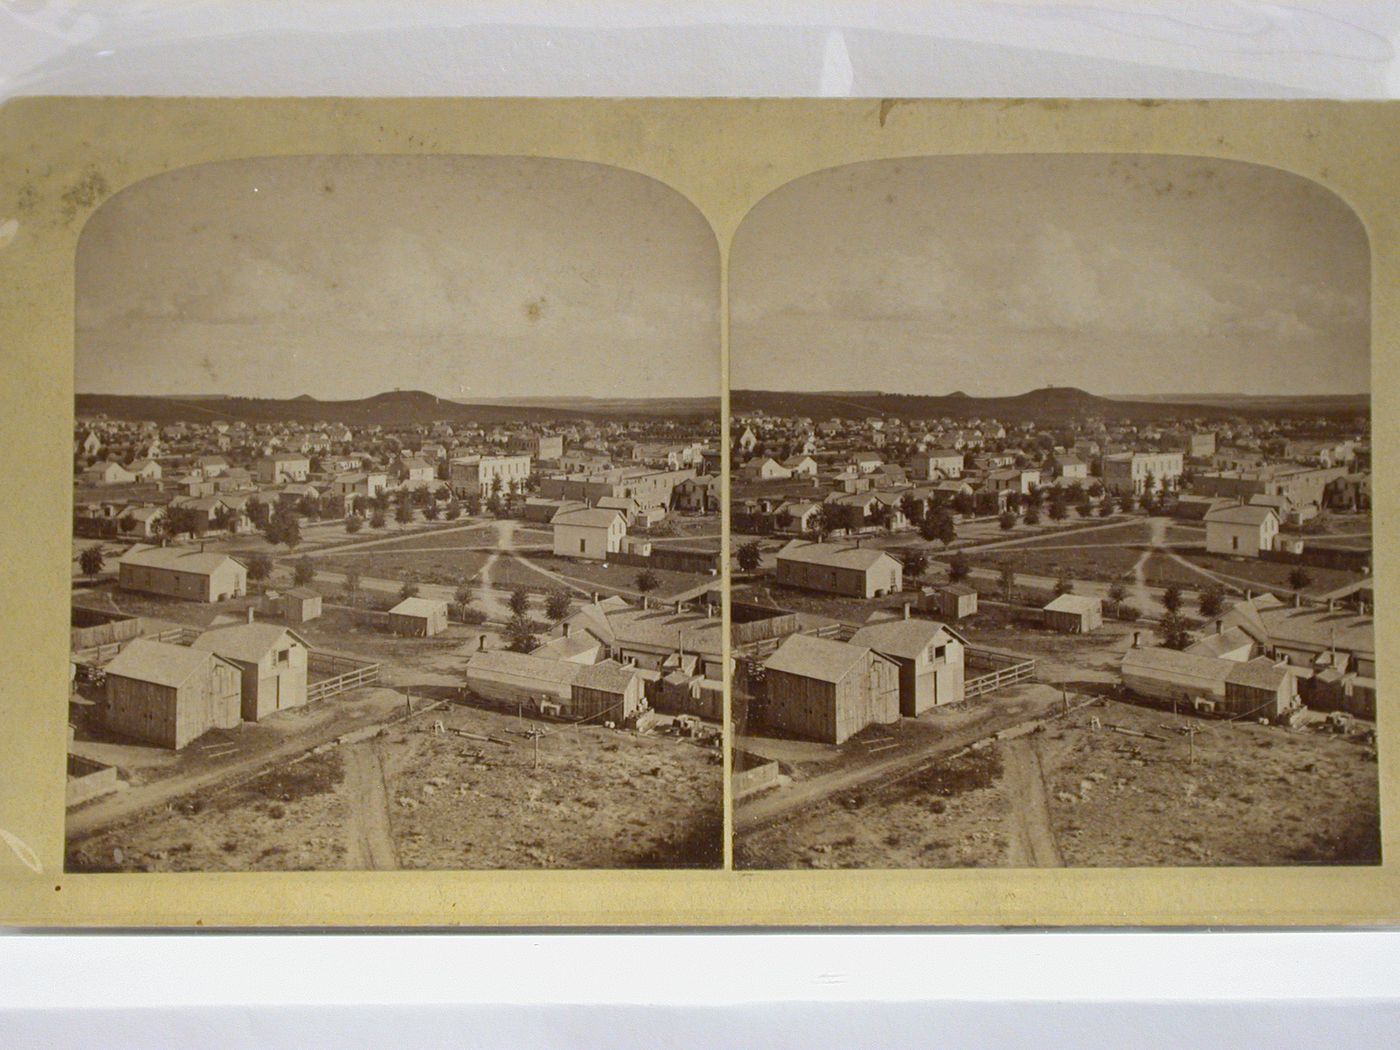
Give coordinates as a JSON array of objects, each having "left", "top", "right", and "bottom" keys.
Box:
[
  {"left": 64, "top": 154, "right": 724, "bottom": 872},
  {"left": 729, "top": 154, "right": 1377, "bottom": 870}
]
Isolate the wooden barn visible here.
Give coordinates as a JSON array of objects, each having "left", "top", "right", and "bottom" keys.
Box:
[
  {"left": 102, "top": 638, "right": 242, "bottom": 750},
  {"left": 759, "top": 633, "right": 900, "bottom": 745},
  {"left": 387, "top": 596, "right": 449, "bottom": 637},
  {"left": 921, "top": 584, "right": 978, "bottom": 621},
  {"left": 1042, "top": 593, "right": 1103, "bottom": 634},
  {"left": 117, "top": 544, "right": 247, "bottom": 603},
  {"left": 851, "top": 612, "right": 967, "bottom": 716},
  {"left": 191, "top": 620, "right": 311, "bottom": 723},
  {"left": 281, "top": 588, "right": 323, "bottom": 624},
  {"left": 464, "top": 649, "right": 584, "bottom": 707},
  {"left": 569, "top": 660, "right": 645, "bottom": 723}
]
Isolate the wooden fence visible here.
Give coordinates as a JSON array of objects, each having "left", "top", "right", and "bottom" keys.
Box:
[
  {"left": 307, "top": 652, "right": 381, "bottom": 703},
  {"left": 964, "top": 646, "right": 1037, "bottom": 698},
  {"left": 72, "top": 626, "right": 190, "bottom": 667}
]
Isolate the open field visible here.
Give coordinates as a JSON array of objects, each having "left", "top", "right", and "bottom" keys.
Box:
[
  {"left": 309, "top": 547, "right": 495, "bottom": 586},
  {"left": 494, "top": 551, "right": 714, "bottom": 600},
  {"left": 735, "top": 698, "right": 1378, "bottom": 870},
  {"left": 68, "top": 699, "right": 722, "bottom": 872}
]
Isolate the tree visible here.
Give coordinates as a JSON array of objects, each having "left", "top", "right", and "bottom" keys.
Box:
[
  {"left": 808, "top": 503, "right": 833, "bottom": 542},
  {"left": 1161, "top": 584, "right": 1183, "bottom": 615},
  {"left": 1120, "top": 492, "right": 1137, "bottom": 513},
  {"left": 1198, "top": 585, "right": 1226, "bottom": 619},
  {"left": 901, "top": 548, "right": 929, "bottom": 585},
  {"left": 444, "top": 500, "right": 462, "bottom": 521},
  {"left": 292, "top": 556, "right": 316, "bottom": 587},
  {"left": 246, "top": 499, "right": 271, "bottom": 529},
  {"left": 454, "top": 581, "right": 475, "bottom": 608},
  {"left": 1288, "top": 567, "right": 1313, "bottom": 592},
  {"left": 395, "top": 499, "right": 414, "bottom": 525},
  {"left": 1047, "top": 497, "right": 1068, "bottom": 522},
  {"left": 998, "top": 511, "right": 1017, "bottom": 531},
  {"left": 635, "top": 569, "right": 660, "bottom": 598},
  {"left": 369, "top": 509, "right": 387, "bottom": 529},
  {"left": 344, "top": 515, "right": 363, "bottom": 535},
  {"left": 1157, "top": 612, "right": 1194, "bottom": 651},
  {"left": 422, "top": 501, "right": 440, "bottom": 521},
  {"left": 545, "top": 588, "right": 573, "bottom": 622},
  {"left": 736, "top": 540, "right": 763, "bottom": 573},
  {"left": 1107, "top": 581, "right": 1127, "bottom": 612},
  {"left": 948, "top": 551, "right": 971, "bottom": 582},
  {"left": 952, "top": 492, "right": 976, "bottom": 518},
  {"left": 246, "top": 553, "right": 273, "bottom": 587},
  {"left": 999, "top": 565, "right": 1017, "bottom": 604},
  {"left": 508, "top": 586, "right": 531, "bottom": 618},
  {"left": 345, "top": 569, "right": 362, "bottom": 606},
  {"left": 1023, "top": 505, "right": 1041, "bottom": 526},
  {"left": 1098, "top": 498, "right": 1116, "bottom": 518},
  {"left": 1053, "top": 576, "right": 1073, "bottom": 596},
  {"left": 79, "top": 546, "right": 105, "bottom": 577},
  {"left": 399, "top": 575, "right": 420, "bottom": 600},
  {"left": 920, "top": 509, "right": 956, "bottom": 546},
  {"left": 505, "top": 612, "right": 539, "bottom": 653}
]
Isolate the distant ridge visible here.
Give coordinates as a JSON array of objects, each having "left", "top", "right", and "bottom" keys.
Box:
[
  {"left": 731, "top": 387, "right": 1367, "bottom": 423},
  {"left": 76, "top": 389, "right": 718, "bottom": 424}
]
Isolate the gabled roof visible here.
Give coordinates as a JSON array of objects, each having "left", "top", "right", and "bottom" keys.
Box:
[
  {"left": 764, "top": 633, "right": 876, "bottom": 683},
  {"left": 1225, "top": 656, "right": 1292, "bottom": 691},
  {"left": 465, "top": 649, "right": 586, "bottom": 688},
  {"left": 1121, "top": 645, "right": 1233, "bottom": 683},
  {"left": 553, "top": 507, "right": 626, "bottom": 529},
  {"left": 776, "top": 540, "right": 900, "bottom": 572},
  {"left": 1043, "top": 594, "right": 1101, "bottom": 615},
  {"left": 572, "top": 659, "right": 640, "bottom": 694},
  {"left": 1206, "top": 505, "right": 1278, "bottom": 527},
  {"left": 388, "top": 596, "right": 448, "bottom": 618},
  {"left": 119, "top": 544, "right": 242, "bottom": 576},
  {"left": 191, "top": 623, "right": 308, "bottom": 664},
  {"left": 105, "top": 638, "right": 232, "bottom": 689},
  {"left": 850, "top": 618, "right": 960, "bottom": 660}
]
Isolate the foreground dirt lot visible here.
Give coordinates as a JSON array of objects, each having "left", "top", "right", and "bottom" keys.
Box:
[
  {"left": 68, "top": 699, "right": 722, "bottom": 872},
  {"left": 736, "top": 699, "right": 1378, "bottom": 870}
]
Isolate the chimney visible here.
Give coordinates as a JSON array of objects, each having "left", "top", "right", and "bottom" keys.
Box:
[
  {"left": 247, "top": 607, "right": 255, "bottom": 624},
  {"left": 642, "top": 595, "right": 649, "bottom": 610},
  {"left": 903, "top": 602, "right": 912, "bottom": 620},
  {"left": 478, "top": 634, "right": 486, "bottom": 651},
  {"left": 562, "top": 621, "right": 571, "bottom": 638},
  {"left": 1131, "top": 630, "right": 1141, "bottom": 648},
  {"left": 1294, "top": 592, "right": 1302, "bottom": 608},
  {"left": 1214, "top": 618, "right": 1222, "bottom": 635},
  {"left": 1328, "top": 599, "right": 1337, "bottom": 613}
]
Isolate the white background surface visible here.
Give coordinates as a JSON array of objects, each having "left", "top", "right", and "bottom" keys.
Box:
[{"left": 3, "top": 2, "right": 1399, "bottom": 1045}]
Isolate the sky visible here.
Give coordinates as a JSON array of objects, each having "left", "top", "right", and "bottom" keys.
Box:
[
  {"left": 729, "top": 154, "right": 1370, "bottom": 396},
  {"left": 77, "top": 154, "right": 720, "bottom": 400}
]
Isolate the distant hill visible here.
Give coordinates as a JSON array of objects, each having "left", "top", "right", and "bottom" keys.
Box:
[
  {"left": 730, "top": 387, "right": 1368, "bottom": 423},
  {"left": 76, "top": 389, "right": 719, "bottom": 425}
]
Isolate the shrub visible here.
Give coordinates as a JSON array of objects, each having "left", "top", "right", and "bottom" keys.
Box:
[{"left": 1116, "top": 603, "right": 1140, "bottom": 622}]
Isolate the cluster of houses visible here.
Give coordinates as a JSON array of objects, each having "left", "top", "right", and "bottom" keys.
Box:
[
  {"left": 74, "top": 413, "right": 720, "bottom": 546},
  {"left": 741, "top": 605, "right": 970, "bottom": 745},
  {"left": 94, "top": 610, "right": 312, "bottom": 750},
  {"left": 464, "top": 595, "right": 725, "bottom": 725},
  {"left": 1121, "top": 591, "right": 1376, "bottom": 720},
  {"left": 731, "top": 408, "right": 1370, "bottom": 573}
]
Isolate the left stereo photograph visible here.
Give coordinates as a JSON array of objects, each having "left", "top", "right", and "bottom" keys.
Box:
[{"left": 65, "top": 154, "right": 724, "bottom": 873}]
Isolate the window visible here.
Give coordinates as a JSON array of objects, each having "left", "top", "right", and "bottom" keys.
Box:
[
  {"left": 580, "top": 538, "right": 586, "bottom": 554},
  {"left": 1231, "top": 536, "right": 1239, "bottom": 551}
]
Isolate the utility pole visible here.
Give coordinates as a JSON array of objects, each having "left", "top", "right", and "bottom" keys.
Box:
[
  {"left": 1185, "top": 722, "right": 1198, "bottom": 765},
  {"left": 533, "top": 730, "right": 540, "bottom": 771}
]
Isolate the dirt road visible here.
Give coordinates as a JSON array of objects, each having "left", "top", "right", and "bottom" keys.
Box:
[
  {"left": 735, "top": 690, "right": 1059, "bottom": 834},
  {"left": 67, "top": 689, "right": 405, "bottom": 840},
  {"left": 1000, "top": 737, "right": 1062, "bottom": 867},
  {"left": 341, "top": 740, "right": 398, "bottom": 870}
]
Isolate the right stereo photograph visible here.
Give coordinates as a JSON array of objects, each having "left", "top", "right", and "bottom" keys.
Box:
[{"left": 728, "top": 153, "right": 1377, "bottom": 871}]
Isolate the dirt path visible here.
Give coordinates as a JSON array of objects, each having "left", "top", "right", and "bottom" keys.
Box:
[
  {"left": 341, "top": 740, "right": 398, "bottom": 870},
  {"left": 1000, "top": 737, "right": 1062, "bottom": 868},
  {"left": 66, "top": 691, "right": 404, "bottom": 839},
  {"left": 735, "top": 692, "right": 1059, "bottom": 833}
]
